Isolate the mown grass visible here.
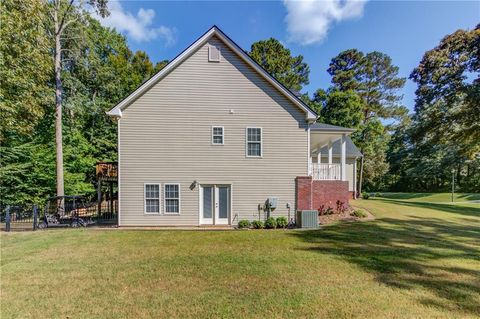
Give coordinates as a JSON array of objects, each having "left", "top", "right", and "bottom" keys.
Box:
[{"left": 1, "top": 198, "right": 479, "bottom": 318}]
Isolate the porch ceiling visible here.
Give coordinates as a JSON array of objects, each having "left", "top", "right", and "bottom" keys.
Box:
[{"left": 310, "top": 131, "right": 346, "bottom": 153}]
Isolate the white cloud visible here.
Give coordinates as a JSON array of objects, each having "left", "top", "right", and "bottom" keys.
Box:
[
  {"left": 96, "top": 0, "right": 176, "bottom": 45},
  {"left": 283, "top": 0, "right": 368, "bottom": 45}
]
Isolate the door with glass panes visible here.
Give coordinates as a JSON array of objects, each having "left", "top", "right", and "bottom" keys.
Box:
[{"left": 200, "top": 185, "right": 230, "bottom": 225}]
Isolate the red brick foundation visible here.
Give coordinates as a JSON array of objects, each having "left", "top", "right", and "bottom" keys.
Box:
[{"left": 296, "top": 176, "right": 350, "bottom": 211}]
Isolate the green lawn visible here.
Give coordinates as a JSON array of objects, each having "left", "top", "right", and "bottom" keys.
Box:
[
  {"left": 1, "top": 198, "right": 479, "bottom": 318},
  {"left": 372, "top": 192, "right": 480, "bottom": 202}
]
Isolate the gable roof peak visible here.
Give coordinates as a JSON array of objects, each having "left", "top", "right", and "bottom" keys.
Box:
[{"left": 107, "top": 26, "right": 317, "bottom": 121}]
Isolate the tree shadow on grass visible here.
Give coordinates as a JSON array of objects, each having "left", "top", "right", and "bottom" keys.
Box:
[
  {"left": 457, "top": 193, "right": 480, "bottom": 201},
  {"left": 381, "top": 199, "right": 480, "bottom": 218},
  {"left": 291, "top": 216, "right": 480, "bottom": 315},
  {"left": 379, "top": 193, "right": 480, "bottom": 201},
  {"left": 379, "top": 193, "right": 437, "bottom": 200}
]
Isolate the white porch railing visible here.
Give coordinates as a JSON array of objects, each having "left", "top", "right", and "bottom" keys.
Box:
[{"left": 311, "top": 163, "right": 341, "bottom": 180}]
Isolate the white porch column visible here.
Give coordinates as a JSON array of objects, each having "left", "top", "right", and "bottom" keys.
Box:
[
  {"left": 341, "top": 134, "right": 346, "bottom": 181},
  {"left": 328, "top": 141, "right": 333, "bottom": 180},
  {"left": 328, "top": 141, "right": 333, "bottom": 165},
  {"left": 315, "top": 151, "right": 321, "bottom": 180},
  {"left": 308, "top": 155, "right": 312, "bottom": 176}
]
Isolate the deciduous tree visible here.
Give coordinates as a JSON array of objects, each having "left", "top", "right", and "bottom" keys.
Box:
[
  {"left": 410, "top": 24, "right": 480, "bottom": 158},
  {"left": 46, "top": 0, "right": 109, "bottom": 198},
  {"left": 0, "top": 0, "right": 51, "bottom": 141}
]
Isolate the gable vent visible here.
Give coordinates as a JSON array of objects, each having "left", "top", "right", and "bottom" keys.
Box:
[{"left": 208, "top": 45, "right": 221, "bottom": 62}]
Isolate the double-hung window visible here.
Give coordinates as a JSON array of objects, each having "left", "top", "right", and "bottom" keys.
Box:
[
  {"left": 164, "top": 184, "right": 180, "bottom": 214},
  {"left": 145, "top": 184, "right": 160, "bottom": 213},
  {"left": 212, "top": 126, "right": 224, "bottom": 145},
  {"left": 246, "top": 127, "right": 262, "bottom": 157}
]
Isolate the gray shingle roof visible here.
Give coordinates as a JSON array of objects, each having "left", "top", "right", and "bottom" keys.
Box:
[
  {"left": 316, "top": 136, "right": 362, "bottom": 157},
  {"left": 310, "top": 123, "right": 355, "bottom": 132}
]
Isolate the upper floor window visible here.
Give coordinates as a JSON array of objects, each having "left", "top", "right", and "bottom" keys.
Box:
[
  {"left": 246, "top": 127, "right": 262, "bottom": 157},
  {"left": 145, "top": 184, "right": 160, "bottom": 214},
  {"left": 212, "top": 126, "right": 224, "bottom": 145},
  {"left": 164, "top": 184, "right": 180, "bottom": 214}
]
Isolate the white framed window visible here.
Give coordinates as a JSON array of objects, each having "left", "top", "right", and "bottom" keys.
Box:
[
  {"left": 164, "top": 183, "right": 180, "bottom": 214},
  {"left": 246, "top": 127, "right": 262, "bottom": 157},
  {"left": 144, "top": 183, "right": 160, "bottom": 214},
  {"left": 212, "top": 126, "right": 224, "bottom": 145}
]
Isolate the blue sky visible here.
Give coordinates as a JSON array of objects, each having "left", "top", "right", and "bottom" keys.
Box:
[{"left": 98, "top": 0, "right": 479, "bottom": 112}]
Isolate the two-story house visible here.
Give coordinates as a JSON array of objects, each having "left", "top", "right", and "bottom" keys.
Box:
[{"left": 107, "top": 26, "right": 361, "bottom": 227}]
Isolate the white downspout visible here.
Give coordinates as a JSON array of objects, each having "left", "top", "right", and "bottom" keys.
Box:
[{"left": 353, "top": 157, "right": 358, "bottom": 199}]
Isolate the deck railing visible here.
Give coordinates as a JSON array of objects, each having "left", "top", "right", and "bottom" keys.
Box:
[
  {"left": 311, "top": 163, "right": 341, "bottom": 180},
  {"left": 96, "top": 162, "right": 118, "bottom": 181}
]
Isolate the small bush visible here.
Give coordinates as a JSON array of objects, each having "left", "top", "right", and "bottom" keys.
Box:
[
  {"left": 336, "top": 200, "right": 348, "bottom": 213},
  {"left": 362, "top": 192, "right": 370, "bottom": 199},
  {"left": 251, "top": 220, "right": 264, "bottom": 229},
  {"left": 276, "top": 216, "right": 288, "bottom": 228},
  {"left": 351, "top": 210, "right": 368, "bottom": 218},
  {"left": 264, "top": 217, "right": 277, "bottom": 229},
  {"left": 374, "top": 192, "right": 381, "bottom": 198},
  {"left": 238, "top": 220, "right": 251, "bottom": 229},
  {"left": 318, "top": 205, "right": 334, "bottom": 216},
  {"left": 318, "top": 205, "right": 326, "bottom": 215}
]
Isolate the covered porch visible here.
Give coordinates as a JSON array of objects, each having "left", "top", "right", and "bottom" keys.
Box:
[{"left": 308, "top": 123, "right": 356, "bottom": 181}]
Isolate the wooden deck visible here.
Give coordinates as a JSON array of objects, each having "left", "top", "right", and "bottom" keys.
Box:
[{"left": 96, "top": 162, "right": 117, "bottom": 181}]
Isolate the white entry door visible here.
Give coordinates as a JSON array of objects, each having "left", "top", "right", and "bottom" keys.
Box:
[
  {"left": 215, "top": 186, "right": 230, "bottom": 225},
  {"left": 200, "top": 185, "right": 230, "bottom": 225}
]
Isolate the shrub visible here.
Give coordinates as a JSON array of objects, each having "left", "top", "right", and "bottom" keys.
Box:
[
  {"left": 238, "top": 220, "right": 251, "bottom": 229},
  {"left": 362, "top": 192, "right": 370, "bottom": 199},
  {"left": 318, "top": 205, "right": 334, "bottom": 216},
  {"left": 374, "top": 192, "right": 381, "bottom": 198},
  {"left": 336, "top": 200, "right": 348, "bottom": 213},
  {"left": 276, "top": 216, "right": 288, "bottom": 228},
  {"left": 318, "top": 205, "right": 326, "bottom": 215},
  {"left": 351, "top": 210, "right": 368, "bottom": 218},
  {"left": 264, "top": 217, "right": 277, "bottom": 229},
  {"left": 251, "top": 220, "right": 264, "bottom": 229}
]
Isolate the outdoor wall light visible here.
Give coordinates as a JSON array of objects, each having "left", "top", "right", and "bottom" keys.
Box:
[{"left": 190, "top": 180, "right": 198, "bottom": 190}]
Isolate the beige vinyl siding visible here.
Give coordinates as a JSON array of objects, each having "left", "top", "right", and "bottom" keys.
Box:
[{"left": 119, "top": 36, "right": 308, "bottom": 226}]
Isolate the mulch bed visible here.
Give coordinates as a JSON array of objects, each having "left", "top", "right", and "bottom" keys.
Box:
[{"left": 319, "top": 208, "right": 375, "bottom": 225}]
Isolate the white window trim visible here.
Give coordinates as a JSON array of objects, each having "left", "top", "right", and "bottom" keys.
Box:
[
  {"left": 144, "top": 183, "right": 161, "bottom": 214},
  {"left": 164, "top": 183, "right": 181, "bottom": 215},
  {"left": 246, "top": 127, "right": 263, "bottom": 158},
  {"left": 211, "top": 126, "right": 224, "bottom": 145}
]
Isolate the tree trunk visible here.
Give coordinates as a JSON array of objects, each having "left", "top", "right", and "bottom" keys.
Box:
[{"left": 54, "top": 7, "right": 64, "bottom": 198}]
